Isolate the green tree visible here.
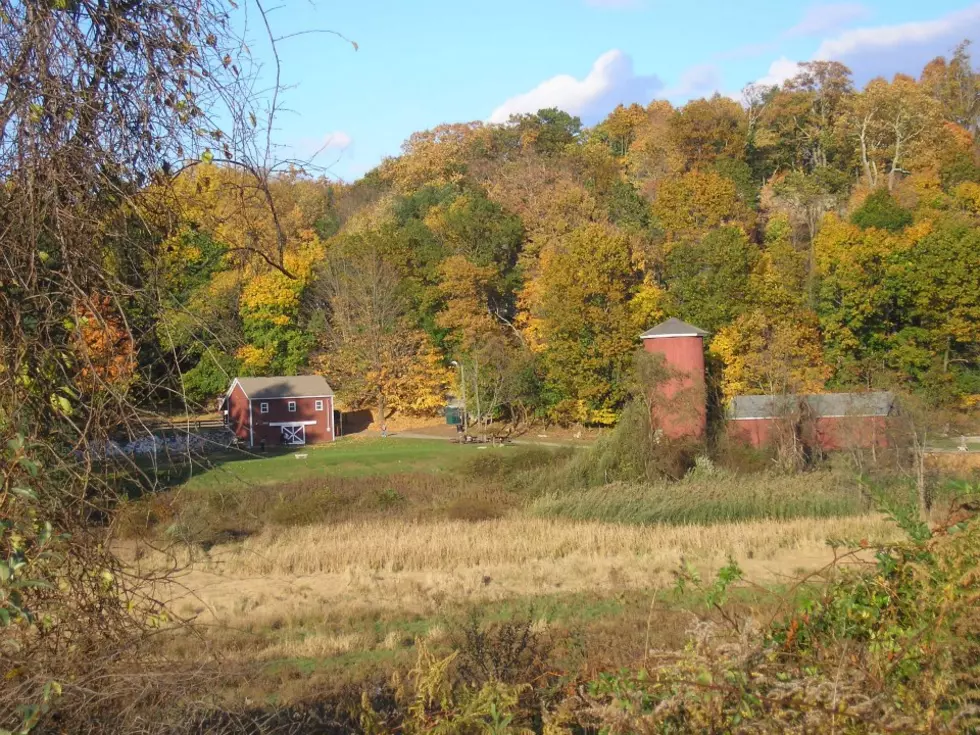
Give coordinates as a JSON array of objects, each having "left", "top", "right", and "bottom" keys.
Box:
[
  {"left": 509, "top": 107, "right": 582, "bottom": 155},
  {"left": 850, "top": 188, "right": 914, "bottom": 231},
  {"left": 536, "top": 223, "right": 645, "bottom": 423},
  {"left": 664, "top": 226, "right": 760, "bottom": 333},
  {"left": 889, "top": 214, "right": 980, "bottom": 400}
]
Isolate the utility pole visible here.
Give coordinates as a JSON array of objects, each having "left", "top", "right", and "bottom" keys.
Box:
[
  {"left": 451, "top": 360, "right": 467, "bottom": 439},
  {"left": 474, "top": 353, "right": 482, "bottom": 442}
]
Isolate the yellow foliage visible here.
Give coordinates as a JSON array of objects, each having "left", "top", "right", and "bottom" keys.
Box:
[
  {"left": 435, "top": 255, "right": 499, "bottom": 351},
  {"left": 235, "top": 344, "right": 275, "bottom": 374},
  {"left": 319, "top": 328, "right": 452, "bottom": 419},
  {"left": 711, "top": 310, "right": 830, "bottom": 400},
  {"left": 653, "top": 170, "right": 743, "bottom": 244},
  {"left": 381, "top": 122, "right": 483, "bottom": 191},
  {"left": 239, "top": 238, "right": 324, "bottom": 324},
  {"left": 629, "top": 280, "right": 666, "bottom": 329},
  {"left": 953, "top": 181, "right": 980, "bottom": 213}
]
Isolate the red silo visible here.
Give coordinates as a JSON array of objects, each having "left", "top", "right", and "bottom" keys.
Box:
[{"left": 640, "top": 317, "right": 708, "bottom": 439}]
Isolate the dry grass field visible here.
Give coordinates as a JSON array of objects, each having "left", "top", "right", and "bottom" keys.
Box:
[{"left": 131, "top": 514, "right": 900, "bottom": 675}]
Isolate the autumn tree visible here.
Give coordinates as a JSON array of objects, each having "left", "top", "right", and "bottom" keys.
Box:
[
  {"left": 889, "top": 214, "right": 980, "bottom": 400},
  {"left": 509, "top": 108, "right": 583, "bottom": 155},
  {"left": 668, "top": 95, "right": 748, "bottom": 170},
  {"left": 813, "top": 215, "right": 912, "bottom": 384},
  {"left": 598, "top": 103, "right": 648, "bottom": 157},
  {"left": 712, "top": 310, "right": 829, "bottom": 399},
  {"left": 653, "top": 169, "right": 744, "bottom": 243},
  {"left": 783, "top": 61, "right": 855, "bottom": 170},
  {"left": 314, "top": 231, "right": 450, "bottom": 422},
  {"left": 664, "top": 226, "right": 759, "bottom": 334},
  {"left": 534, "top": 223, "right": 648, "bottom": 424},
  {"left": 852, "top": 74, "right": 943, "bottom": 190},
  {"left": 920, "top": 41, "right": 980, "bottom": 133},
  {"left": 627, "top": 100, "right": 680, "bottom": 192},
  {"left": 769, "top": 168, "right": 850, "bottom": 302}
]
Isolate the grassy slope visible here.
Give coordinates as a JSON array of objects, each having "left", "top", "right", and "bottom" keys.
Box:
[{"left": 177, "top": 438, "right": 480, "bottom": 490}]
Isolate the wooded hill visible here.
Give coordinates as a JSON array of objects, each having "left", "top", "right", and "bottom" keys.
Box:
[{"left": 154, "top": 45, "right": 980, "bottom": 425}]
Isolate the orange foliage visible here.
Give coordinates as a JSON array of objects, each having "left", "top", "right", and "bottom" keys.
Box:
[{"left": 74, "top": 296, "right": 136, "bottom": 392}]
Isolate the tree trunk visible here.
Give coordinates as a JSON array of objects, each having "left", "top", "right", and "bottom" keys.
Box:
[
  {"left": 917, "top": 446, "right": 929, "bottom": 522},
  {"left": 888, "top": 128, "right": 902, "bottom": 191},
  {"left": 473, "top": 355, "right": 482, "bottom": 442},
  {"left": 859, "top": 116, "right": 875, "bottom": 188}
]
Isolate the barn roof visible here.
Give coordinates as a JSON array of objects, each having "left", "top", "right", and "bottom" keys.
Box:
[
  {"left": 728, "top": 392, "right": 895, "bottom": 420},
  {"left": 640, "top": 318, "right": 709, "bottom": 339},
  {"left": 232, "top": 375, "right": 334, "bottom": 399}
]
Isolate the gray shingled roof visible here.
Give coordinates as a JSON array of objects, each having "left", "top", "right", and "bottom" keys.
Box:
[
  {"left": 640, "top": 317, "right": 709, "bottom": 339},
  {"left": 728, "top": 392, "right": 895, "bottom": 420},
  {"left": 233, "top": 375, "right": 334, "bottom": 399}
]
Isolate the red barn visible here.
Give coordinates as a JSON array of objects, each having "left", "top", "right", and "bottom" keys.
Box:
[
  {"left": 726, "top": 392, "right": 894, "bottom": 451},
  {"left": 222, "top": 376, "right": 336, "bottom": 448}
]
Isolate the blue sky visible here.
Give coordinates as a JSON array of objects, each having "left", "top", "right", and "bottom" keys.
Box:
[{"left": 253, "top": 0, "right": 980, "bottom": 181}]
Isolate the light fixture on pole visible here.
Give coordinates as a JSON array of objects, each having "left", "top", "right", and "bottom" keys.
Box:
[{"left": 450, "top": 360, "right": 467, "bottom": 436}]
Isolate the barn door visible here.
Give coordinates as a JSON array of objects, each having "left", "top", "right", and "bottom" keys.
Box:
[{"left": 281, "top": 424, "right": 306, "bottom": 446}]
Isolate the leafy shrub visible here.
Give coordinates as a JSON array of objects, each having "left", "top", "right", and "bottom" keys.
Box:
[
  {"left": 451, "top": 615, "right": 553, "bottom": 688},
  {"left": 460, "top": 446, "right": 567, "bottom": 480},
  {"left": 445, "top": 497, "right": 503, "bottom": 522},
  {"left": 549, "top": 400, "right": 699, "bottom": 489},
  {"left": 851, "top": 187, "right": 914, "bottom": 231},
  {"left": 181, "top": 351, "right": 239, "bottom": 407}
]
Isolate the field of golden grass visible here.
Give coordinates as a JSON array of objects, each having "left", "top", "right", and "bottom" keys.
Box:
[{"left": 134, "top": 513, "right": 901, "bottom": 668}]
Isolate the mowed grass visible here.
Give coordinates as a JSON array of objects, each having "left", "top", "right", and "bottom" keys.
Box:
[{"left": 175, "top": 437, "right": 482, "bottom": 491}]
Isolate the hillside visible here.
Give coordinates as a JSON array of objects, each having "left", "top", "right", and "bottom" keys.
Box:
[{"left": 152, "top": 51, "right": 980, "bottom": 428}]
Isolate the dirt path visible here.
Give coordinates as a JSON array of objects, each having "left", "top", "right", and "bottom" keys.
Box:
[{"left": 389, "top": 430, "right": 587, "bottom": 449}]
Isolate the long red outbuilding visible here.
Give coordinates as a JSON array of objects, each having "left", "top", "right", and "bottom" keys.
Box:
[{"left": 639, "top": 318, "right": 895, "bottom": 451}]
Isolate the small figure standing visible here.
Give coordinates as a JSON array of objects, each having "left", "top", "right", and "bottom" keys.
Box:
[{"left": 381, "top": 422, "right": 388, "bottom": 438}]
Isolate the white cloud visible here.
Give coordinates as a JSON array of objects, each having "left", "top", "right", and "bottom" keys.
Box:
[
  {"left": 488, "top": 50, "right": 662, "bottom": 124},
  {"left": 814, "top": 5, "right": 980, "bottom": 83},
  {"left": 746, "top": 5, "right": 980, "bottom": 93},
  {"left": 288, "top": 130, "right": 353, "bottom": 164},
  {"left": 315, "top": 131, "right": 353, "bottom": 150},
  {"left": 755, "top": 57, "right": 802, "bottom": 88},
  {"left": 664, "top": 64, "right": 723, "bottom": 99},
  {"left": 786, "top": 3, "right": 870, "bottom": 37}
]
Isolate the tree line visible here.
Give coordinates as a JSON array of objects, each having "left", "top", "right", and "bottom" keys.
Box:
[{"left": 156, "top": 46, "right": 980, "bottom": 426}]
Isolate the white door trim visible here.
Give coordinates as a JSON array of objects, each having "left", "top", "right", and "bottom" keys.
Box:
[
  {"left": 268, "top": 420, "right": 318, "bottom": 427},
  {"left": 280, "top": 424, "right": 306, "bottom": 446}
]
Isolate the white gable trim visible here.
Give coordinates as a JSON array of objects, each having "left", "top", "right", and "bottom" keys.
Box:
[
  {"left": 250, "top": 394, "right": 333, "bottom": 400},
  {"left": 227, "top": 377, "right": 250, "bottom": 399},
  {"left": 641, "top": 333, "right": 703, "bottom": 339}
]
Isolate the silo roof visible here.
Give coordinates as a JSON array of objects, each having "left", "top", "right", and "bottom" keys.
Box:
[{"left": 640, "top": 317, "right": 709, "bottom": 339}]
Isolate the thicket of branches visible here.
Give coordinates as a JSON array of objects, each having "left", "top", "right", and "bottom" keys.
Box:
[{"left": 0, "top": 1, "right": 315, "bottom": 729}]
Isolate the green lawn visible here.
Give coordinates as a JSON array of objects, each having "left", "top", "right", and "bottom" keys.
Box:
[{"left": 175, "top": 437, "right": 485, "bottom": 492}]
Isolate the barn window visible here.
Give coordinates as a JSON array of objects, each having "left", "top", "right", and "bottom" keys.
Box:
[
  {"left": 315, "top": 400, "right": 324, "bottom": 411},
  {"left": 288, "top": 401, "right": 297, "bottom": 412},
  {"left": 259, "top": 402, "right": 269, "bottom": 414}
]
